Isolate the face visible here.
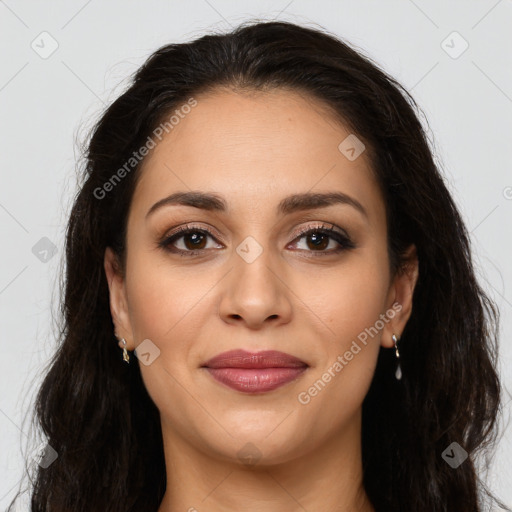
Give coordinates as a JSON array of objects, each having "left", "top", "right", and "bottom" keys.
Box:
[{"left": 105, "top": 87, "right": 417, "bottom": 466}]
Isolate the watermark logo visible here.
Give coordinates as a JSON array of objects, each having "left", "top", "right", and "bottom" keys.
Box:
[
  {"left": 441, "top": 31, "right": 469, "bottom": 60},
  {"left": 297, "top": 302, "right": 402, "bottom": 405},
  {"left": 237, "top": 442, "right": 262, "bottom": 467},
  {"left": 134, "top": 338, "right": 161, "bottom": 366},
  {"left": 338, "top": 134, "right": 366, "bottom": 161},
  {"left": 30, "top": 442, "right": 58, "bottom": 469},
  {"left": 236, "top": 236, "right": 264, "bottom": 264},
  {"left": 93, "top": 97, "right": 198, "bottom": 200},
  {"left": 31, "top": 31, "right": 59, "bottom": 59},
  {"left": 441, "top": 441, "right": 468, "bottom": 468},
  {"left": 32, "top": 237, "right": 58, "bottom": 263}
]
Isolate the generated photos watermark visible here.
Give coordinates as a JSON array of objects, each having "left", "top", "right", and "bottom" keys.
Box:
[
  {"left": 297, "top": 302, "right": 402, "bottom": 405},
  {"left": 93, "top": 97, "right": 197, "bottom": 200}
]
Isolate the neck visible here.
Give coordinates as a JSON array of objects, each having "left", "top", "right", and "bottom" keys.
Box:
[{"left": 157, "top": 410, "right": 375, "bottom": 512}]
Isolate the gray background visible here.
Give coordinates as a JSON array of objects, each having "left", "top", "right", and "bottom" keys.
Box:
[{"left": 1, "top": 0, "right": 511, "bottom": 508}]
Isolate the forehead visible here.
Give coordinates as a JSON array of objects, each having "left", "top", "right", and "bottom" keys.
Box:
[{"left": 130, "top": 87, "right": 384, "bottom": 223}]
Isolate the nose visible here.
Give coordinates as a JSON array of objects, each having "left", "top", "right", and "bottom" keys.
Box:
[{"left": 218, "top": 248, "right": 293, "bottom": 330}]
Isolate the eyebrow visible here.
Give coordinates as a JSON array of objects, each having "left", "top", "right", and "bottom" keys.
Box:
[{"left": 145, "top": 191, "right": 368, "bottom": 219}]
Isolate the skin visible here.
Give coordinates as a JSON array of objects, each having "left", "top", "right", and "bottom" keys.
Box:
[{"left": 104, "top": 87, "right": 418, "bottom": 512}]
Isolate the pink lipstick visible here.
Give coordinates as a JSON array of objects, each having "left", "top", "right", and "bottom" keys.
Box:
[{"left": 201, "top": 349, "right": 308, "bottom": 393}]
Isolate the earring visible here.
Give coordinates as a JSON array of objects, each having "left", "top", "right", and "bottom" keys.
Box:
[
  {"left": 392, "top": 333, "right": 401, "bottom": 380},
  {"left": 118, "top": 338, "right": 130, "bottom": 364}
]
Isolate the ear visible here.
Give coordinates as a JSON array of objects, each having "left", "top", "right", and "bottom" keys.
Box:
[
  {"left": 381, "top": 244, "right": 419, "bottom": 348},
  {"left": 104, "top": 247, "right": 134, "bottom": 350}
]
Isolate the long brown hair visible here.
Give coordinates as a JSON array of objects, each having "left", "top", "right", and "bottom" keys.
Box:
[{"left": 8, "top": 20, "right": 509, "bottom": 511}]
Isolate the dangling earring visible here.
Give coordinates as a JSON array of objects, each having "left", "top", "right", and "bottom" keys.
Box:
[
  {"left": 392, "top": 333, "right": 401, "bottom": 380},
  {"left": 118, "top": 338, "right": 130, "bottom": 364}
]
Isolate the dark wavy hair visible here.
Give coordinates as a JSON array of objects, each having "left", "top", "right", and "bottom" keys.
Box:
[{"left": 8, "top": 19, "right": 509, "bottom": 512}]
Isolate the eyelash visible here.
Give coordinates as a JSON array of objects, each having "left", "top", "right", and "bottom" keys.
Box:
[{"left": 158, "top": 222, "right": 355, "bottom": 258}]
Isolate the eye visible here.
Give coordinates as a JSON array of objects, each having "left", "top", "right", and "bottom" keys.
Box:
[
  {"left": 288, "top": 223, "right": 355, "bottom": 255},
  {"left": 158, "top": 222, "right": 355, "bottom": 257},
  {"left": 158, "top": 224, "right": 223, "bottom": 256}
]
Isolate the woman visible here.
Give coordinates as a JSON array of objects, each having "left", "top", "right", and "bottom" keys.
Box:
[{"left": 9, "top": 20, "right": 509, "bottom": 512}]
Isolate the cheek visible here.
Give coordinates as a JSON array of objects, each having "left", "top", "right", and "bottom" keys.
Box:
[
  {"left": 125, "top": 254, "right": 207, "bottom": 342},
  {"left": 123, "top": 256, "right": 199, "bottom": 411},
  {"left": 295, "top": 253, "right": 389, "bottom": 415},
  {"left": 304, "top": 254, "right": 390, "bottom": 343}
]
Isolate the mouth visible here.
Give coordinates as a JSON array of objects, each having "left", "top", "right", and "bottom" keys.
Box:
[{"left": 201, "top": 349, "right": 309, "bottom": 394}]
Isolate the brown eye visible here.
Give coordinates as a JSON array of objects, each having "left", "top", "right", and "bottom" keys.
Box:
[
  {"left": 289, "top": 224, "right": 355, "bottom": 255},
  {"left": 304, "top": 232, "right": 330, "bottom": 251},
  {"left": 181, "top": 231, "right": 208, "bottom": 250},
  {"left": 159, "top": 226, "right": 223, "bottom": 255},
  {"left": 158, "top": 223, "right": 355, "bottom": 257}
]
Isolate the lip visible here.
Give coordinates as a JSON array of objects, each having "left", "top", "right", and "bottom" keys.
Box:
[{"left": 201, "top": 349, "right": 309, "bottom": 393}]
